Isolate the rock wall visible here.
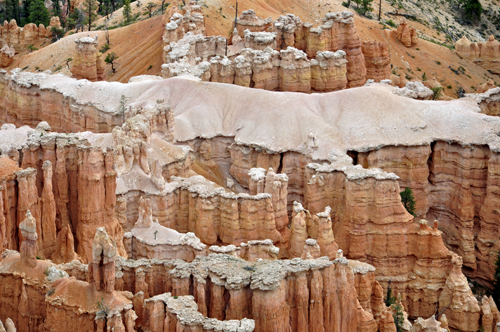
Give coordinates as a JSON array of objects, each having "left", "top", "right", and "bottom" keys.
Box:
[
  {"left": 476, "top": 87, "right": 500, "bottom": 116},
  {"left": 162, "top": 37, "right": 349, "bottom": 92},
  {"left": 301, "top": 162, "right": 482, "bottom": 330},
  {"left": 0, "top": 128, "right": 126, "bottom": 263},
  {"left": 355, "top": 141, "right": 500, "bottom": 286},
  {"left": 120, "top": 175, "right": 284, "bottom": 247},
  {"left": 0, "top": 17, "right": 59, "bottom": 53},
  {"left": 70, "top": 36, "right": 105, "bottom": 81},
  {"left": 455, "top": 35, "right": 500, "bottom": 74},
  {"left": 0, "top": 70, "right": 122, "bottom": 132}
]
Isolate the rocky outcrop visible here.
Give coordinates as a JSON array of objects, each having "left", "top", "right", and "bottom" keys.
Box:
[
  {"left": 396, "top": 19, "right": 418, "bottom": 47},
  {"left": 0, "top": 44, "right": 14, "bottom": 67},
  {"left": 116, "top": 254, "right": 382, "bottom": 332},
  {"left": 410, "top": 316, "right": 446, "bottom": 331},
  {"left": 19, "top": 210, "right": 38, "bottom": 267},
  {"left": 0, "top": 18, "right": 58, "bottom": 53},
  {"left": 438, "top": 253, "right": 480, "bottom": 331},
  {"left": 362, "top": 40, "right": 391, "bottom": 82},
  {"left": 244, "top": 30, "right": 277, "bottom": 50},
  {"left": 146, "top": 293, "right": 255, "bottom": 331},
  {"left": 124, "top": 204, "right": 207, "bottom": 261},
  {"left": 0, "top": 126, "right": 127, "bottom": 263},
  {"left": 0, "top": 70, "right": 123, "bottom": 132},
  {"left": 455, "top": 35, "right": 500, "bottom": 74},
  {"left": 475, "top": 87, "right": 500, "bottom": 116},
  {"left": 235, "top": 9, "right": 273, "bottom": 37},
  {"left": 394, "top": 81, "right": 434, "bottom": 99},
  {"left": 70, "top": 36, "right": 105, "bottom": 81},
  {"left": 310, "top": 50, "right": 348, "bottom": 91},
  {"left": 302, "top": 162, "right": 482, "bottom": 325},
  {"left": 477, "top": 79, "right": 497, "bottom": 93},
  {"left": 164, "top": 10, "right": 390, "bottom": 88}
]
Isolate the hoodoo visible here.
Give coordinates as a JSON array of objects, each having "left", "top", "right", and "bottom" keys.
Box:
[{"left": 1, "top": 0, "right": 500, "bottom": 331}]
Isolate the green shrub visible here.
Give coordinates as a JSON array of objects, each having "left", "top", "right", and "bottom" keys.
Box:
[
  {"left": 431, "top": 87, "right": 443, "bottom": 100},
  {"left": 386, "top": 19, "right": 396, "bottom": 27},
  {"left": 400, "top": 187, "right": 416, "bottom": 217},
  {"left": 100, "top": 43, "right": 110, "bottom": 53}
]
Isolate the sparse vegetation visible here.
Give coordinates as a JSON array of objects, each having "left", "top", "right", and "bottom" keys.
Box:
[
  {"left": 122, "top": 0, "right": 132, "bottom": 24},
  {"left": 100, "top": 43, "right": 110, "bottom": 53},
  {"left": 66, "top": 58, "right": 73, "bottom": 70},
  {"left": 143, "top": 2, "right": 157, "bottom": 17},
  {"left": 388, "top": 0, "right": 404, "bottom": 14},
  {"left": 82, "top": 0, "right": 99, "bottom": 31},
  {"left": 431, "top": 86, "right": 443, "bottom": 100},
  {"left": 96, "top": 297, "right": 109, "bottom": 317},
  {"left": 104, "top": 52, "right": 119, "bottom": 73},
  {"left": 27, "top": 44, "right": 38, "bottom": 53},
  {"left": 386, "top": 19, "right": 396, "bottom": 27}
]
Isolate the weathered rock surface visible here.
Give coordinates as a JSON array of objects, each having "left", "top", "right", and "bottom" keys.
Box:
[
  {"left": 396, "top": 19, "right": 418, "bottom": 47},
  {"left": 455, "top": 35, "right": 500, "bottom": 74},
  {"left": 70, "top": 36, "right": 105, "bottom": 81},
  {"left": 0, "top": 17, "right": 58, "bottom": 53},
  {"left": 477, "top": 79, "right": 497, "bottom": 93},
  {"left": 0, "top": 44, "right": 14, "bottom": 67}
]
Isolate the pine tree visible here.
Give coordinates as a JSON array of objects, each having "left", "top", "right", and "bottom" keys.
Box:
[
  {"left": 28, "top": 0, "right": 50, "bottom": 26},
  {"left": 493, "top": 247, "right": 500, "bottom": 307},
  {"left": 5, "top": 0, "right": 16, "bottom": 22},
  {"left": 400, "top": 187, "right": 417, "bottom": 217},
  {"left": 122, "top": 0, "right": 131, "bottom": 24},
  {"left": 458, "top": 0, "right": 482, "bottom": 22},
  {"left": 101, "top": 0, "right": 111, "bottom": 18},
  {"left": 82, "top": 0, "right": 98, "bottom": 31},
  {"left": 104, "top": 52, "right": 118, "bottom": 72},
  {"left": 51, "top": 0, "right": 61, "bottom": 18},
  {"left": 21, "top": 0, "right": 33, "bottom": 25},
  {"left": 360, "top": 0, "right": 373, "bottom": 15}
]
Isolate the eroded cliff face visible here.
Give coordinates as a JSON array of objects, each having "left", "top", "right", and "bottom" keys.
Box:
[
  {"left": 0, "top": 128, "right": 125, "bottom": 263},
  {"left": 355, "top": 142, "right": 500, "bottom": 285},
  {"left": 0, "top": 70, "right": 122, "bottom": 132},
  {"left": 1, "top": 72, "right": 499, "bottom": 331}
]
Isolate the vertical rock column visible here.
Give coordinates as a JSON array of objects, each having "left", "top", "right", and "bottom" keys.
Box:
[
  {"left": 19, "top": 210, "right": 38, "bottom": 267},
  {"left": 40, "top": 160, "right": 57, "bottom": 257},
  {"left": 77, "top": 148, "right": 126, "bottom": 263},
  {"left": 70, "top": 36, "right": 106, "bottom": 81},
  {"left": 88, "top": 227, "right": 117, "bottom": 293}
]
